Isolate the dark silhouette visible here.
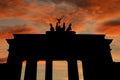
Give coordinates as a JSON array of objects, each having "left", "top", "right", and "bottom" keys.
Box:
[
  {"left": 50, "top": 24, "right": 54, "bottom": 31},
  {"left": 62, "top": 22, "right": 66, "bottom": 31},
  {"left": 66, "top": 23, "right": 72, "bottom": 31},
  {"left": 57, "top": 18, "right": 61, "bottom": 24},
  {"left": 56, "top": 16, "right": 64, "bottom": 25},
  {"left": 0, "top": 21, "right": 120, "bottom": 80}
]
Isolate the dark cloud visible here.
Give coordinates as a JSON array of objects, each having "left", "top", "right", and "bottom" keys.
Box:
[
  {"left": 96, "top": 19, "right": 120, "bottom": 35},
  {"left": 51, "top": 0, "right": 89, "bottom": 8},
  {"left": 29, "top": 0, "right": 89, "bottom": 8},
  {"left": 103, "top": 20, "right": 120, "bottom": 26},
  {"left": 0, "top": 0, "right": 24, "bottom": 9}
]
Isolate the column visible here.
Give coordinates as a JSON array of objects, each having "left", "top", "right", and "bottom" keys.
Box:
[
  {"left": 82, "top": 61, "right": 91, "bottom": 80},
  {"left": 68, "top": 60, "right": 79, "bottom": 80},
  {"left": 7, "top": 62, "right": 22, "bottom": 80},
  {"left": 82, "top": 60, "right": 97, "bottom": 80},
  {"left": 15, "top": 62, "right": 23, "bottom": 80},
  {"left": 24, "top": 59, "right": 37, "bottom": 80},
  {"left": 45, "top": 60, "right": 53, "bottom": 80},
  {"left": 7, "top": 44, "right": 23, "bottom": 80}
]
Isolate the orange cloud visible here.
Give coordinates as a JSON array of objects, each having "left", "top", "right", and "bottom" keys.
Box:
[
  {"left": 95, "top": 19, "right": 120, "bottom": 35},
  {"left": 0, "top": 0, "right": 120, "bottom": 25},
  {"left": 0, "top": 0, "right": 24, "bottom": 9},
  {"left": 1, "top": 0, "right": 120, "bottom": 35},
  {"left": 0, "top": 0, "right": 27, "bottom": 18},
  {"left": 0, "top": 24, "right": 39, "bottom": 39}
]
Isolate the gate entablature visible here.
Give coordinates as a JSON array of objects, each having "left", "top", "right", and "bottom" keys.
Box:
[
  {"left": 7, "top": 33, "right": 112, "bottom": 61},
  {"left": 7, "top": 32, "right": 112, "bottom": 60}
]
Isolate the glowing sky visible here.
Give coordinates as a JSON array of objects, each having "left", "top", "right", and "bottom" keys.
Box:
[{"left": 0, "top": 0, "right": 120, "bottom": 79}]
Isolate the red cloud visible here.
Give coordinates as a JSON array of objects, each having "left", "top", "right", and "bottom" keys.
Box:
[
  {"left": 95, "top": 20, "right": 120, "bottom": 35},
  {"left": 0, "top": 24, "right": 39, "bottom": 39}
]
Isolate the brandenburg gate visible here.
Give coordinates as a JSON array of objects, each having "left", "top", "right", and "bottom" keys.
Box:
[{"left": 6, "top": 22, "right": 113, "bottom": 80}]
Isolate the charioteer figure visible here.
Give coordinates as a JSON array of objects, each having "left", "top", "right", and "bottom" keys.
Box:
[{"left": 49, "top": 16, "right": 72, "bottom": 32}]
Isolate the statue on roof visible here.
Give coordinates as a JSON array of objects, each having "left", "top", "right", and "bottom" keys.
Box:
[
  {"left": 56, "top": 16, "right": 64, "bottom": 26},
  {"left": 49, "top": 16, "right": 72, "bottom": 32}
]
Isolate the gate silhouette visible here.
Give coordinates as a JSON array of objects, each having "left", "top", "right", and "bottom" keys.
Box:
[{"left": 6, "top": 22, "right": 115, "bottom": 80}]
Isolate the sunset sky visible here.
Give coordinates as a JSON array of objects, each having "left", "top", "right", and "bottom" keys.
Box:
[{"left": 0, "top": 0, "right": 120, "bottom": 80}]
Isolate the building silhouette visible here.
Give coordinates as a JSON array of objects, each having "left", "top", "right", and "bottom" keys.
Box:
[{"left": 0, "top": 22, "right": 120, "bottom": 80}]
